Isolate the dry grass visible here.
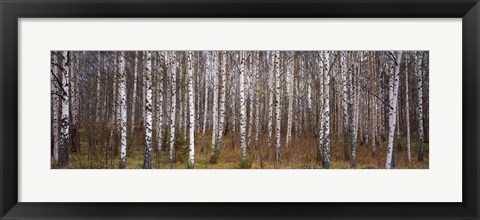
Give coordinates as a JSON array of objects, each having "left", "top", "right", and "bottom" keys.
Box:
[{"left": 53, "top": 131, "right": 429, "bottom": 169}]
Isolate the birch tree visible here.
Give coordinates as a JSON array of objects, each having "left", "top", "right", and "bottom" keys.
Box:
[
  {"left": 210, "top": 51, "right": 219, "bottom": 162},
  {"left": 254, "top": 51, "right": 261, "bottom": 148},
  {"left": 415, "top": 51, "right": 425, "bottom": 162},
  {"left": 341, "top": 52, "right": 349, "bottom": 160},
  {"left": 201, "top": 52, "right": 210, "bottom": 152},
  {"left": 156, "top": 52, "right": 164, "bottom": 153},
  {"left": 187, "top": 51, "right": 195, "bottom": 168},
  {"left": 130, "top": 51, "right": 138, "bottom": 145},
  {"left": 169, "top": 52, "right": 177, "bottom": 166},
  {"left": 143, "top": 51, "right": 153, "bottom": 169},
  {"left": 217, "top": 51, "right": 227, "bottom": 150},
  {"left": 267, "top": 52, "right": 275, "bottom": 148},
  {"left": 58, "top": 51, "right": 70, "bottom": 167},
  {"left": 51, "top": 52, "right": 60, "bottom": 161},
  {"left": 322, "top": 51, "right": 331, "bottom": 168},
  {"left": 385, "top": 51, "right": 403, "bottom": 169},
  {"left": 274, "top": 51, "right": 281, "bottom": 164},
  {"left": 239, "top": 51, "right": 247, "bottom": 161},
  {"left": 405, "top": 52, "right": 411, "bottom": 162},
  {"left": 118, "top": 52, "right": 128, "bottom": 168},
  {"left": 286, "top": 52, "right": 295, "bottom": 148}
]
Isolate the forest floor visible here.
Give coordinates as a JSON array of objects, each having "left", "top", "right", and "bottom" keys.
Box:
[{"left": 53, "top": 130, "right": 429, "bottom": 169}]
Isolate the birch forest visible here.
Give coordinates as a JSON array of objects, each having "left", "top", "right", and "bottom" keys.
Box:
[{"left": 51, "top": 51, "right": 429, "bottom": 169}]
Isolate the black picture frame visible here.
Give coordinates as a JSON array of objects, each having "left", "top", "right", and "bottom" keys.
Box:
[{"left": 1, "top": 0, "right": 478, "bottom": 219}]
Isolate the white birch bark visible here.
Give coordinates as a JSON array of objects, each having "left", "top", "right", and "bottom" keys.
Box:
[
  {"left": 130, "top": 51, "right": 138, "bottom": 142},
  {"left": 109, "top": 53, "right": 118, "bottom": 155},
  {"left": 274, "top": 51, "right": 281, "bottom": 164},
  {"left": 231, "top": 53, "right": 237, "bottom": 148},
  {"left": 351, "top": 53, "right": 361, "bottom": 168},
  {"left": 341, "top": 52, "right": 349, "bottom": 159},
  {"left": 286, "top": 52, "right": 295, "bottom": 148},
  {"left": 267, "top": 52, "right": 275, "bottom": 148},
  {"left": 143, "top": 51, "right": 153, "bottom": 169},
  {"left": 52, "top": 53, "right": 60, "bottom": 161},
  {"left": 70, "top": 52, "right": 80, "bottom": 152},
  {"left": 210, "top": 51, "right": 219, "bottom": 161},
  {"left": 169, "top": 52, "right": 177, "bottom": 166},
  {"left": 118, "top": 51, "right": 128, "bottom": 168},
  {"left": 322, "top": 51, "right": 331, "bottom": 168},
  {"left": 247, "top": 52, "right": 254, "bottom": 149},
  {"left": 217, "top": 51, "right": 227, "bottom": 149},
  {"left": 156, "top": 52, "right": 164, "bottom": 153},
  {"left": 385, "top": 51, "right": 403, "bottom": 169},
  {"left": 415, "top": 52, "right": 425, "bottom": 162},
  {"left": 254, "top": 51, "right": 261, "bottom": 148},
  {"left": 187, "top": 51, "right": 195, "bottom": 168},
  {"left": 58, "top": 51, "right": 70, "bottom": 166},
  {"left": 405, "top": 53, "right": 411, "bottom": 162},
  {"left": 239, "top": 51, "right": 247, "bottom": 160},
  {"left": 201, "top": 52, "right": 210, "bottom": 152}
]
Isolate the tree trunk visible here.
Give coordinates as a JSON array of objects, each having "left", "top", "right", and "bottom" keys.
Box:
[
  {"left": 156, "top": 52, "right": 164, "bottom": 153},
  {"left": 119, "top": 51, "right": 128, "bottom": 168},
  {"left": 130, "top": 51, "right": 138, "bottom": 147},
  {"left": 210, "top": 51, "right": 219, "bottom": 162},
  {"left": 415, "top": 52, "right": 425, "bottom": 162},
  {"left": 274, "top": 51, "right": 281, "bottom": 165},
  {"left": 322, "top": 51, "right": 331, "bottom": 168},
  {"left": 52, "top": 52, "right": 60, "bottom": 161},
  {"left": 254, "top": 51, "right": 261, "bottom": 148},
  {"left": 169, "top": 52, "right": 177, "bottom": 167},
  {"left": 286, "top": 52, "right": 295, "bottom": 148},
  {"left": 385, "top": 51, "right": 403, "bottom": 169},
  {"left": 267, "top": 52, "right": 275, "bottom": 148},
  {"left": 239, "top": 51, "right": 247, "bottom": 161},
  {"left": 143, "top": 51, "right": 153, "bottom": 169},
  {"left": 341, "top": 52, "right": 349, "bottom": 160},
  {"left": 187, "top": 51, "right": 195, "bottom": 168},
  {"left": 58, "top": 51, "right": 70, "bottom": 167},
  {"left": 217, "top": 51, "right": 227, "bottom": 150},
  {"left": 201, "top": 52, "right": 210, "bottom": 152},
  {"left": 405, "top": 52, "right": 411, "bottom": 162}
]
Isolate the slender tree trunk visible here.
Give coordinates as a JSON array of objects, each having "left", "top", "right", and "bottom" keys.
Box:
[
  {"left": 52, "top": 53, "right": 60, "bottom": 161},
  {"left": 119, "top": 51, "right": 128, "bottom": 168},
  {"left": 267, "top": 52, "right": 275, "bottom": 148},
  {"left": 210, "top": 51, "right": 219, "bottom": 162},
  {"left": 274, "top": 51, "right": 281, "bottom": 165},
  {"left": 156, "top": 52, "right": 164, "bottom": 153},
  {"left": 254, "top": 51, "right": 261, "bottom": 148},
  {"left": 201, "top": 52, "right": 210, "bottom": 152},
  {"left": 341, "top": 52, "right": 349, "bottom": 160},
  {"left": 405, "top": 52, "right": 411, "bottom": 162},
  {"left": 187, "top": 51, "right": 195, "bottom": 168},
  {"left": 217, "top": 51, "right": 227, "bottom": 150},
  {"left": 58, "top": 51, "right": 70, "bottom": 167},
  {"left": 169, "top": 52, "right": 177, "bottom": 167},
  {"left": 368, "top": 52, "right": 377, "bottom": 157},
  {"left": 247, "top": 52, "right": 255, "bottom": 149},
  {"left": 286, "top": 52, "right": 295, "bottom": 148},
  {"left": 415, "top": 52, "right": 425, "bottom": 162},
  {"left": 70, "top": 52, "right": 80, "bottom": 153},
  {"left": 109, "top": 54, "right": 118, "bottom": 158},
  {"left": 130, "top": 51, "right": 138, "bottom": 147},
  {"left": 143, "top": 51, "right": 153, "bottom": 169},
  {"left": 231, "top": 53, "right": 237, "bottom": 148},
  {"left": 386, "top": 51, "right": 403, "bottom": 169},
  {"left": 322, "top": 51, "right": 331, "bottom": 169},
  {"left": 239, "top": 51, "right": 247, "bottom": 161}
]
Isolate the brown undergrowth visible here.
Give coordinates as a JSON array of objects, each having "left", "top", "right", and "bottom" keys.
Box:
[{"left": 53, "top": 130, "right": 429, "bottom": 169}]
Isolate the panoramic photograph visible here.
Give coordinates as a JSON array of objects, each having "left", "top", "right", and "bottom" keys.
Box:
[{"left": 51, "top": 50, "right": 429, "bottom": 169}]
